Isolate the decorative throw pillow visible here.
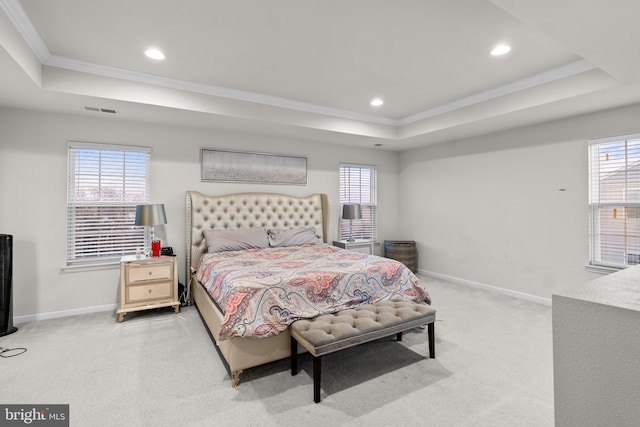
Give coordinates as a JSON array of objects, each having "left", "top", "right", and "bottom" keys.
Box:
[
  {"left": 203, "top": 228, "right": 269, "bottom": 253},
  {"left": 267, "top": 227, "right": 321, "bottom": 247}
]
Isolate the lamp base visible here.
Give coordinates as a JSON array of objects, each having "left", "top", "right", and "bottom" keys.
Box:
[{"left": 346, "top": 220, "right": 356, "bottom": 243}]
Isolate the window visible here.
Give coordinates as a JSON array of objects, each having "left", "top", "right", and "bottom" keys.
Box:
[
  {"left": 67, "top": 141, "right": 150, "bottom": 266},
  {"left": 588, "top": 133, "right": 640, "bottom": 269},
  {"left": 339, "top": 163, "right": 377, "bottom": 240}
]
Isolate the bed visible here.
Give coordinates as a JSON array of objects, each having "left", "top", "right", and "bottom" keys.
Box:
[{"left": 186, "top": 191, "right": 429, "bottom": 387}]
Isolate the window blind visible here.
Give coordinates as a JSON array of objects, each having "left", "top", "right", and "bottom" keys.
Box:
[
  {"left": 339, "top": 163, "right": 377, "bottom": 240},
  {"left": 589, "top": 133, "right": 640, "bottom": 268},
  {"left": 67, "top": 142, "right": 151, "bottom": 265}
]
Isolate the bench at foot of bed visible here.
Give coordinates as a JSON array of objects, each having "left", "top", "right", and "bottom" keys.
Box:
[{"left": 290, "top": 299, "right": 436, "bottom": 403}]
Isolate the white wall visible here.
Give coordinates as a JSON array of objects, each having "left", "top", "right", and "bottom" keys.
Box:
[
  {"left": 399, "top": 102, "right": 640, "bottom": 300},
  {"left": 5, "top": 101, "right": 640, "bottom": 318},
  {"left": 0, "top": 107, "right": 400, "bottom": 319}
]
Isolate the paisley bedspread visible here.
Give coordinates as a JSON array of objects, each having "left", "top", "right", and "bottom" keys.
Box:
[{"left": 195, "top": 244, "right": 430, "bottom": 339}]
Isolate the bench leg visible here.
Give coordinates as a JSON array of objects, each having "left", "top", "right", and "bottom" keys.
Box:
[
  {"left": 397, "top": 332, "right": 402, "bottom": 341},
  {"left": 428, "top": 322, "right": 435, "bottom": 358},
  {"left": 291, "top": 337, "right": 298, "bottom": 376},
  {"left": 313, "top": 356, "right": 321, "bottom": 403}
]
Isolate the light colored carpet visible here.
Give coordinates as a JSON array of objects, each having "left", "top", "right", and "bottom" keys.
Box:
[{"left": 0, "top": 276, "right": 553, "bottom": 426}]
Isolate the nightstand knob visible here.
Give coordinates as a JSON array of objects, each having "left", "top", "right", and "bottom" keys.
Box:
[
  {"left": 148, "top": 289, "right": 152, "bottom": 293},
  {"left": 148, "top": 271, "right": 152, "bottom": 275}
]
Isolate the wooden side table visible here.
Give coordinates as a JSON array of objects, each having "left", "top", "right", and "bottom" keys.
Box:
[
  {"left": 117, "top": 255, "right": 180, "bottom": 322},
  {"left": 332, "top": 240, "right": 376, "bottom": 255}
]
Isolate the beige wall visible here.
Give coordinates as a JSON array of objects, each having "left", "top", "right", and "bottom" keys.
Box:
[
  {"left": 0, "top": 107, "right": 400, "bottom": 319},
  {"left": 399, "top": 102, "right": 640, "bottom": 300}
]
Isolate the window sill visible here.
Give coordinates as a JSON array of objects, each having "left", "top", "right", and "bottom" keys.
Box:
[
  {"left": 584, "top": 264, "right": 625, "bottom": 275},
  {"left": 60, "top": 261, "right": 120, "bottom": 273}
]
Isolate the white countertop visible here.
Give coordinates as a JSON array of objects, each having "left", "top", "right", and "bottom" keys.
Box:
[{"left": 554, "top": 265, "right": 640, "bottom": 312}]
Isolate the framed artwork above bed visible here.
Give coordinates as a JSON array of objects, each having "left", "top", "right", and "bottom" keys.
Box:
[{"left": 201, "top": 148, "right": 307, "bottom": 185}]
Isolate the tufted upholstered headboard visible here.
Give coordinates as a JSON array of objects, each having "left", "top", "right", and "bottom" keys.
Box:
[{"left": 185, "top": 191, "right": 329, "bottom": 298}]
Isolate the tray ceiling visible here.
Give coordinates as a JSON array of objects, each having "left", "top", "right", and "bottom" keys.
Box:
[{"left": 1, "top": 0, "right": 640, "bottom": 150}]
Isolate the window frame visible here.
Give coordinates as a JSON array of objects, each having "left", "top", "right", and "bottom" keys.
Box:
[
  {"left": 338, "top": 163, "right": 377, "bottom": 241},
  {"left": 66, "top": 141, "right": 151, "bottom": 268},
  {"left": 588, "top": 133, "right": 640, "bottom": 272}
]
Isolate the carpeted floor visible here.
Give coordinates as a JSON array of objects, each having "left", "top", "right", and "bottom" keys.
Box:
[{"left": 0, "top": 276, "right": 554, "bottom": 426}]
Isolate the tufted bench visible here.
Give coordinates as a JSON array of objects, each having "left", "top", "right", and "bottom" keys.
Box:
[{"left": 290, "top": 299, "right": 436, "bottom": 403}]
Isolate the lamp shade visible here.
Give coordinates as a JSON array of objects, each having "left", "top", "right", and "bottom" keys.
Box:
[
  {"left": 135, "top": 204, "right": 167, "bottom": 227},
  {"left": 342, "top": 204, "right": 362, "bottom": 220}
]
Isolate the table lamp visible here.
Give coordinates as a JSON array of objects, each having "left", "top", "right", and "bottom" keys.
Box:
[
  {"left": 342, "top": 204, "right": 362, "bottom": 242},
  {"left": 135, "top": 204, "right": 167, "bottom": 256}
]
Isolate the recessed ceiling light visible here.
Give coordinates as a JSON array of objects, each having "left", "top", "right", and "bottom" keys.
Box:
[
  {"left": 490, "top": 44, "right": 511, "bottom": 56},
  {"left": 145, "top": 48, "right": 165, "bottom": 60},
  {"left": 370, "top": 98, "right": 384, "bottom": 107}
]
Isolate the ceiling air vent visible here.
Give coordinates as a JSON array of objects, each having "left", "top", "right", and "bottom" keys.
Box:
[{"left": 84, "top": 106, "right": 118, "bottom": 114}]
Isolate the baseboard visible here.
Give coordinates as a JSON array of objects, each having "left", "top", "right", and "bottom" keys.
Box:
[
  {"left": 420, "top": 270, "right": 552, "bottom": 306},
  {"left": 14, "top": 303, "right": 117, "bottom": 325},
  {"left": 12, "top": 272, "right": 550, "bottom": 324}
]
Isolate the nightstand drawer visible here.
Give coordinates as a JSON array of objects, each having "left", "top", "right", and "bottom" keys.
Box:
[
  {"left": 127, "top": 281, "right": 173, "bottom": 303},
  {"left": 127, "top": 264, "right": 172, "bottom": 283}
]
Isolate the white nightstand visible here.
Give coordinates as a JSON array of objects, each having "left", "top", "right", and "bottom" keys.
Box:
[
  {"left": 117, "top": 255, "right": 180, "bottom": 322},
  {"left": 333, "top": 240, "right": 376, "bottom": 255}
]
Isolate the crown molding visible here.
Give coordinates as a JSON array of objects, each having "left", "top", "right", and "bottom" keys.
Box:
[
  {"left": 399, "top": 59, "right": 597, "bottom": 126},
  {"left": 2, "top": 0, "right": 601, "bottom": 131},
  {"left": 43, "top": 54, "right": 600, "bottom": 130},
  {"left": 44, "top": 54, "right": 399, "bottom": 127},
  {"left": 0, "top": 0, "right": 49, "bottom": 62}
]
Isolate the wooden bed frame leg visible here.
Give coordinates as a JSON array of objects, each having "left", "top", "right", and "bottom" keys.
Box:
[
  {"left": 428, "top": 322, "right": 435, "bottom": 358},
  {"left": 231, "top": 370, "right": 243, "bottom": 388}
]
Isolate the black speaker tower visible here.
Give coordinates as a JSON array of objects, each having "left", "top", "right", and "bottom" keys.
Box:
[{"left": 0, "top": 234, "right": 18, "bottom": 336}]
